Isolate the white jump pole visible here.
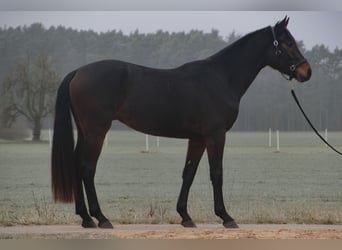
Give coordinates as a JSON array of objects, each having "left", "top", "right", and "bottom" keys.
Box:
[
  {"left": 325, "top": 129, "right": 328, "bottom": 148},
  {"left": 276, "top": 130, "right": 280, "bottom": 152},
  {"left": 145, "top": 134, "right": 149, "bottom": 152},
  {"left": 48, "top": 119, "right": 53, "bottom": 148},
  {"left": 268, "top": 128, "right": 272, "bottom": 147},
  {"left": 48, "top": 128, "right": 52, "bottom": 148},
  {"left": 104, "top": 132, "right": 108, "bottom": 148}
]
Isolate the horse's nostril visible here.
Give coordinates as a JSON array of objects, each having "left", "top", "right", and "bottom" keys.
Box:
[{"left": 307, "top": 67, "right": 312, "bottom": 79}]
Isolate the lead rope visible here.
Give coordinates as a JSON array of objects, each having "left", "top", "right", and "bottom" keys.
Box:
[{"left": 290, "top": 83, "right": 342, "bottom": 156}]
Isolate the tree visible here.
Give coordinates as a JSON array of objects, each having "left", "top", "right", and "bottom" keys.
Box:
[
  {"left": 1, "top": 23, "right": 342, "bottom": 131},
  {"left": 1, "top": 54, "right": 60, "bottom": 141}
]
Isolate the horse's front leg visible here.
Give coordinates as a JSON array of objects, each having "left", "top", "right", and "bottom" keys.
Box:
[
  {"left": 177, "top": 137, "right": 206, "bottom": 227},
  {"left": 205, "top": 131, "right": 239, "bottom": 228}
]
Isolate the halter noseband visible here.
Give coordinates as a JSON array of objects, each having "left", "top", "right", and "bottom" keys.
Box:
[{"left": 270, "top": 26, "right": 307, "bottom": 81}]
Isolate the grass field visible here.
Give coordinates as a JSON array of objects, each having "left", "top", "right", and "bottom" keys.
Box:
[{"left": 0, "top": 130, "right": 342, "bottom": 226}]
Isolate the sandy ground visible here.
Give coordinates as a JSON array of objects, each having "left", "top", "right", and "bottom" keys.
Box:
[{"left": 1, "top": 224, "right": 342, "bottom": 239}]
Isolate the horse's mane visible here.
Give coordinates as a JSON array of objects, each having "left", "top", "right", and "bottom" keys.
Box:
[{"left": 209, "top": 26, "right": 270, "bottom": 60}]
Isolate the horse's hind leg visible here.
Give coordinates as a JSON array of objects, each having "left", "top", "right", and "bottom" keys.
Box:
[
  {"left": 77, "top": 127, "right": 113, "bottom": 229},
  {"left": 75, "top": 135, "right": 97, "bottom": 228}
]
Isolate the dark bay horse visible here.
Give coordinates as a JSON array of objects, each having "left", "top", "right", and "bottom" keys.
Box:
[{"left": 51, "top": 17, "right": 311, "bottom": 229}]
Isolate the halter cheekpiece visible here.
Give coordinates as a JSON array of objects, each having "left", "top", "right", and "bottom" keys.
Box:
[{"left": 270, "top": 26, "right": 307, "bottom": 81}]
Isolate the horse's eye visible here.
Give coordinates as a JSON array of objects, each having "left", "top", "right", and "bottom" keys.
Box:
[
  {"left": 286, "top": 41, "right": 295, "bottom": 47},
  {"left": 282, "top": 41, "right": 294, "bottom": 48}
]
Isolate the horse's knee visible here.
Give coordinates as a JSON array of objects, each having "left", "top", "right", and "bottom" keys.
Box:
[{"left": 210, "top": 171, "right": 223, "bottom": 187}]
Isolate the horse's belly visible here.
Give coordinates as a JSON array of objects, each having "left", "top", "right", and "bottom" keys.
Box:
[{"left": 116, "top": 109, "right": 200, "bottom": 139}]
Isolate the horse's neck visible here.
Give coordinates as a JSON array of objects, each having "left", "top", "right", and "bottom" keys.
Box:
[{"left": 210, "top": 27, "right": 271, "bottom": 99}]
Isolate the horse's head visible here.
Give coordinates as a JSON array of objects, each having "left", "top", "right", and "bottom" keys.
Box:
[{"left": 266, "top": 16, "right": 311, "bottom": 82}]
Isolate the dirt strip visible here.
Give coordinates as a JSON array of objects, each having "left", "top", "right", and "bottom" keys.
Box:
[{"left": 1, "top": 224, "right": 342, "bottom": 239}]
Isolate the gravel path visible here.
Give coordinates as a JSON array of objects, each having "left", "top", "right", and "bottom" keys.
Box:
[{"left": 1, "top": 224, "right": 342, "bottom": 239}]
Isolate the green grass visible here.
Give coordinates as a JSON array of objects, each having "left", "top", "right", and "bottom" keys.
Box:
[{"left": 1, "top": 130, "right": 342, "bottom": 226}]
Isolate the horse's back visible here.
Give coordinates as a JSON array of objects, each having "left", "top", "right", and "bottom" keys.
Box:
[{"left": 68, "top": 59, "right": 238, "bottom": 138}]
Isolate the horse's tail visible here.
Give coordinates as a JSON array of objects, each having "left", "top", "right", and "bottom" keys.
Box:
[{"left": 51, "top": 70, "right": 77, "bottom": 203}]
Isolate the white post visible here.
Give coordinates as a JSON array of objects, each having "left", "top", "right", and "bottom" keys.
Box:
[
  {"left": 145, "top": 134, "right": 149, "bottom": 152},
  {"left": 48, "top": 128, "right": 52, "bottom": 148},
  {"left": 156, "top": 136, "right": 160, "bottom": 148},
  {"left": 104, "top": 132, "right": 108, "bottom": 148},
  {"left": 276, "top": 130, "right": 280, "bottom": 152},
  {"left": 268, "top": 128, "right": 272, "bottom": 147},
  {"left": 325, "top": 129, "right": 328, "bottom": 148}
]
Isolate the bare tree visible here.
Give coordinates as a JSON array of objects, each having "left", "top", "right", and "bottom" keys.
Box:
[{"left": 1, "top": 54, "right": 60, "bottom": 141}]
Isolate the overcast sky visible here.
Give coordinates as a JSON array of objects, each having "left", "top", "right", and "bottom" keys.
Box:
[
  {"left": 1, "top": 0, "right": 342, "bottom": 11},
  {"left": 1, "top": 11, "right": 341, "bottom": 50}
]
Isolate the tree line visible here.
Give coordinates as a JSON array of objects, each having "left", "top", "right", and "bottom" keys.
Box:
[{"left": 0, "top": 23, "right": 341, "bottom": 140}]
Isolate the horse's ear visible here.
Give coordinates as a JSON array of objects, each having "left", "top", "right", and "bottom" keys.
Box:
[{"left": 275, "top": 16, "right": 289, "bottom": 33}]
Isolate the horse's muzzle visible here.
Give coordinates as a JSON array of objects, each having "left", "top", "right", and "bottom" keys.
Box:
[{"left": 294, "top": 62, "right": 311, "bottom": 82}]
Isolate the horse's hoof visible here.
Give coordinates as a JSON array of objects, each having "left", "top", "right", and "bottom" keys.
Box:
[
  {"left": 82, "top": 220, "right": 97, "bottom": 228},
  {"left": 181, "top": 220, "right": 197, "bottom": 228},
  {"left": 98, "top": 220, "right": 114, "bottom": 229},
  {"left": 223, "top": 220, "right": 239, "bottom": 229}
]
